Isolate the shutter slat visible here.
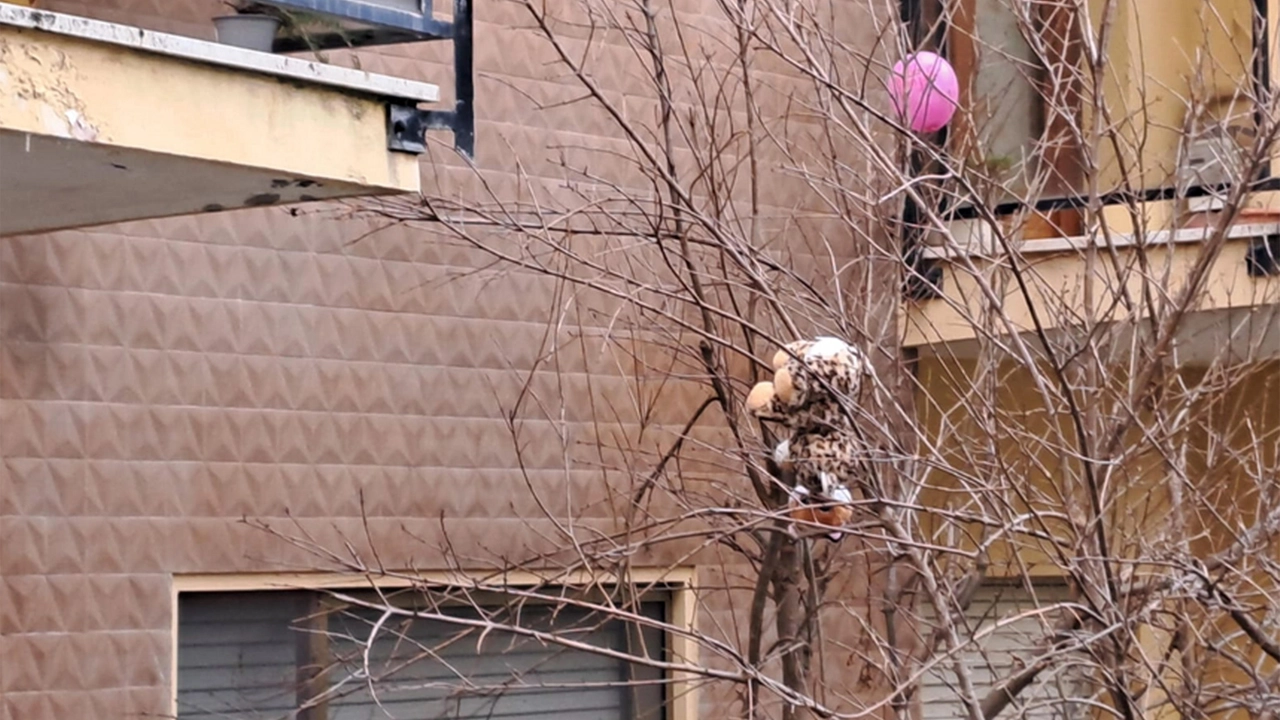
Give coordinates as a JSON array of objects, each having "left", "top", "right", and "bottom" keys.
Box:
[{"left": 918, "top": 584, "right": 1088, "bottom": 720}]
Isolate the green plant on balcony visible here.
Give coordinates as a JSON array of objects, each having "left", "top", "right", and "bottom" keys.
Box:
[
  {"left": 275, "top": 9, "right": 358, "bottom": 60},
  {"left": 221, "top": 0, "right": 273, "bottom": 13}
]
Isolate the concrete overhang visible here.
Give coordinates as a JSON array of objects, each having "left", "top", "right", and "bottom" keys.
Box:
[
  {"left": 0, "top": 3, "right": 438, "bottom": 237},
  {"left": 910, "top": 306, "right": 1280, "bottom": 367}
]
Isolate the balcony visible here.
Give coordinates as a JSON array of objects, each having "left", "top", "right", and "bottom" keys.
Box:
[
  {"left": 0, "top": 2, "right": 443, "bottom": 236},
  {"left": 899, "top": 0, "right": 1280, "bottom": 355}
]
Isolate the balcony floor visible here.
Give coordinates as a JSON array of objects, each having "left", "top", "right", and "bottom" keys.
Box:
[{"left": 0, "top": 130, "right": 394, "bottom": 236}]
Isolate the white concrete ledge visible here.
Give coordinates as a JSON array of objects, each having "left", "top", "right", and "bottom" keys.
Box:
[
  {"left": 0, "top": 2, "right": 439, "bottom": 103},
  {"left": 920, "top": 219, "right": 1280, "bottom": 260}
]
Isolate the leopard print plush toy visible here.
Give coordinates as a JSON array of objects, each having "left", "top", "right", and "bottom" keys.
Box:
[{"left": 745, "top": 336, "right": 870, "bottom": 541}]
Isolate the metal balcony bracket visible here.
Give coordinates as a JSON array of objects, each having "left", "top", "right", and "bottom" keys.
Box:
[
  {"left": 387, "top": 103, "right": 473, "bottom": 159},
  {"left": 385, "top": 1, "right": 473, "bottom": 158}
]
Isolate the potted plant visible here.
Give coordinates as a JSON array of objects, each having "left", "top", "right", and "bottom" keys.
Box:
[{"left": 212, "top": 2, "right": 283, "bottom": 52}]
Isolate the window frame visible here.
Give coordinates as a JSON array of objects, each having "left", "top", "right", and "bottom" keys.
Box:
[{"left": 170, "top": 569, "right": 699, "bottom": 720}]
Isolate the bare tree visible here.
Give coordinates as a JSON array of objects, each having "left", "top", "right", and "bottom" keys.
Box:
[{"left": 236, "top": 1, "right": 1280, "bottom": 719}]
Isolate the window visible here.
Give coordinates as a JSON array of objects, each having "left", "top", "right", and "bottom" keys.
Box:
[
  {"left": 919, "top": 582, "right": 1093, "bottom": 720},
  {"left": 910, "top": 0, "right": 1087, "bottom": 203},
  {"left": 176, "top": 588, "right": 670, "bottom": 720},
  {"left": 909, "top": 0, "right": 1267, "bottom": 234}
]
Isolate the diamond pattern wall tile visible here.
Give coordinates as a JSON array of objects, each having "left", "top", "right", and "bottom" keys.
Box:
[
  {"left": 310, "top": 312, "right": 346, "bottom": 361},
  {"left": 3, "top": 694, "right": 55, "bottom": 720},
  {"left": 348, "top": 363, "right": 390, "bottom": 416},
  {"left": 240, "top": 354, "right": 285, "bottom": 410},
  {"left": 386, "top": 365, "right": 425, "bottom": 417},
  {"left": 75, "top": 633, "right": 124, "bottom": 691},
  {"left": 78, "top": 231, "right": 127, "bottom": 291},
  {"left": 271, "top": 413, "right": 307, "bottom": 466},
  {"left": 119, "top": 630, "right": 170, "bottom": 687},
  {"left": 275, "top": 466, "right": 328, "bottom": 518},
  {"left": 0, "top": 345, "right": 19, "bottom": 402},
  {"left": 401, "top": 315, "right": 442, "bottom": 368},
  {"left": 188, "top": 298, "right": 241, "bottom": 355},
  {"left": 0, "top": 285, "right": 83, "bottom": 345},
  {"left": 123, "top": 237, "right": 172, "bottom": 296},
  {"left": 42, "top": 521, "right": 85, "bottom": 575},
  {"left": 298, "top": 412, "right": 343, "bottom": 465},
  {"left": 91, "top": 463, "right": 144, "bottom": 518},
  {"left": 105, "top": 518, "right": 169, "bottom": 573},
  {"left": 334, "top": 306, "right": 380, "bottom": 362},
  {"left": 235, "top": 412, "right": 274, "bottom": 464},
  {"left": 276, "top": 357, "right": 318, "bottom": 411},
  {"left": 43, "top": 233, "right": 90, "bottom": 288},
  {"left": 347, "top": 416, "right": 379, "bottom": 467},
  {"left": 318, "top": 255, "right": 360, "bottom": 309},
  {"left": 7, "top": 459, "right": 63, "bottom": 517},
  {"left": 275, "top": 249, "right": 325, "bottom": 307},
  {"left": 7, "top": 633, "right": 77, "bottom": 692},
  {"left": 0, "top": 236, "right": 48, "bottom": 287},
  {"left": 241, "top": 246, "right": 290, "bottom": 304},
  {"left": 203, "top": 352, "right": 245, "bottom": 409},
  {"left": 315, "top": 359, "right": 359, "bottom": 413},
  {"left": 0, "top": 578, "right": 16, "bottom": 638},
  {"left": 202, "top": 241, "right": 251, "bottom": 301},
  {"left": 80, "top": 404, "right": 127, "bottom": 462},
  {"left": 3, "top": 575, "right": 57, "bottom": 635},
  {"left": 32, "top": 402, "right": 84, "bottom": 462},
  {"left": 72, "top": 518, "right": 117, "bottom": 575}
]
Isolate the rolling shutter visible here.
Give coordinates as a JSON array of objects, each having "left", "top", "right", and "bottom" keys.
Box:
[
  {"left": 178, "top": 590, "right": 667, "bottom": 720},
  {"left": 178, "top": 591, "right": 308, "bottom": 719},
  {"left": 919, "top": 583, "right": 1090, "bottom": 720}
]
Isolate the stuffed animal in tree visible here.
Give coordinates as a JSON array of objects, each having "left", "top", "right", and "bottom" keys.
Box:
[
  {"left": 745, "top": 336, "right": 867, "bottom": 432},
  {"left": 745, "top": 336, "right": 870, "bottom": 541}
]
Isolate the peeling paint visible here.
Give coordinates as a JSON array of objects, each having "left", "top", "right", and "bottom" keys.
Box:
[
  {"left": 1, "top": 33, "right": 100, "bottom": 142},
  {"left": 65, "top": 108, "right": 96, "bottom": 141}
]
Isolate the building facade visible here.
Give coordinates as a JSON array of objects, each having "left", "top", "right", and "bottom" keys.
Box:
[
  {"left": 5, "top": 0, "right": 1280, "bottom": 718},
  {"left": 0, "top": 0, "right": 883, "bottom": 718}
]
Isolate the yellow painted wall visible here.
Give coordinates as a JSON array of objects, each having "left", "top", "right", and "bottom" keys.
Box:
[
  {"left": 916, "top": 358, "right": 1174, "bottom": 578},
  {"left": 917, "top": 358, "right": 1280, "bottom": 718},
  {"left": 1090, "top": 0, "right": 1257, "bottom": 193},
  {"left": 1181, "top": 366, "right": 1280, "bottom": 717}
]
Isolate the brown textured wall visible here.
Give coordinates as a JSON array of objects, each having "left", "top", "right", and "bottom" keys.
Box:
[{"left": 0, "top": 1, "right": 894, "bottom": 718}]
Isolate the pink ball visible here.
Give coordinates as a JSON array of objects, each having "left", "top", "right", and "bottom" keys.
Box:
[{"left": 888, "top": 52, "right": 959, "bottom": 133}]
